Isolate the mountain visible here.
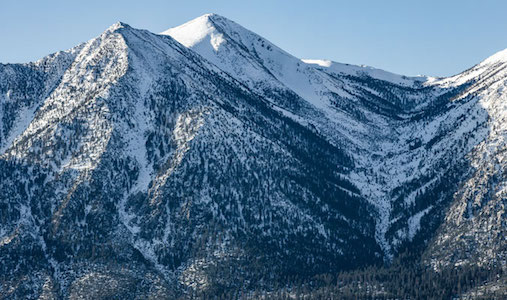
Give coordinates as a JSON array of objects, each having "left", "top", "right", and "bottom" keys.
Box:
[
  {"left": 0, "top": 14, "right": 505, "bottom": 298},
  {"left": 163, "top": 14, "right": 505, "bottom": 261}
]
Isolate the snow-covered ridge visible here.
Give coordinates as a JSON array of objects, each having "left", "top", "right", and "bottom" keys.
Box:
[
  {"left": 480, "top": 47, "right": 507, "bottom": 65},
  {"left": 161, "top": 13, "right": 507, "bottom": 257},
  {"left": 302, "top": 58, "right": 430, "bottom": 86},
  {"left": 0, "top": 14, "right": 506, "bottom": 297},
  {"left": 163, "top": 14, "right": 430, "bottom": 85}
]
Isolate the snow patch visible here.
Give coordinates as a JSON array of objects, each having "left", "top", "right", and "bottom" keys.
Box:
[{"left": 408, "top": 206, "right": 432, "bottom": 240}]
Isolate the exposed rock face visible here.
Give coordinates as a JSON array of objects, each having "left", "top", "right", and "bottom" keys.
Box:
[{"left": 0, "top": 15, "right": 505, "bottom": 298}]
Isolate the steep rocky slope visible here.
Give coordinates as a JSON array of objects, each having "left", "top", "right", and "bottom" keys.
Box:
[
  {"left": 163, "top": 14, "right": 505, "bottom": 261},
  {"left": 0, "top": 21, "right": 378, "bottom": 298},
  {"left": 0, "top": 14, "right": 505, "bottom": 298}
]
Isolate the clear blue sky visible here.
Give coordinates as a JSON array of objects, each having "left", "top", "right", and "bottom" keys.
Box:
[{"left": 1, "top": 0, "right": 506, "bottom": 77}]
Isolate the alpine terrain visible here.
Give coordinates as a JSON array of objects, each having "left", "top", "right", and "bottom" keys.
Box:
[{"left": 0, "top": 14, "right": 505, "bottom": 299}]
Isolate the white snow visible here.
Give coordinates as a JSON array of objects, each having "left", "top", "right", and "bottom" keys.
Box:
[
  {"left": 303, "top": 58, "right": 428, "bottom": 86},
  {"left": 302, "top": 59, "right": 333, "bottom": 67},
  {"left": 480, "top": 47, "right": 507, "bottom": 65},
  {"left": 161, "top": 14, "right": 220, "bottom": 49},
  {"left": 161, "top": 14, "right": 227, "bottom": 53},
  {"left": 408, "top": 206, "right": 433, "bottom": 240},
  {"left": 0, "top": 104, "right": 38, "bottom": 154}
]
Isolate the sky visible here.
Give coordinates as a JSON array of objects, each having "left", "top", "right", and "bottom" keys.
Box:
[{"left": 1, "top": 0, "right": 507, "bottom": 77}]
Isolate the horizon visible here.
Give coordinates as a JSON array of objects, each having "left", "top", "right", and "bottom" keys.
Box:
[{"left": 1, "top": 0, "right": 507, "bottom": 77}]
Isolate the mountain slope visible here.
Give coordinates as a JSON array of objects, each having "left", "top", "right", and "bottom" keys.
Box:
[
  {"left": 163, "top": 13, "right": 505, "bottom": 261},
  {"left": 0, "top": 14, "right": 505, "bottom": 298},
  {"left": 423, "top": 51, "right": 507, "bottom": 269},
  {"left": 0, "top": 21, "right": 380, "bottom": 298}
]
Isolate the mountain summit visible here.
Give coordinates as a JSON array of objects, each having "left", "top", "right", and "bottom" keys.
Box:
[
  {"left": 0, "top": 14, "right": 505, "bottom": 298},
  {"left": 161, "top": 13, "right": 229, "bottom": 50}
]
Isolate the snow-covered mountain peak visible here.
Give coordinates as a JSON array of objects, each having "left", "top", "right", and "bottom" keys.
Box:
[
  {"left": 162, "top": 14, "right": 348, "bottom": 115},
  {"left": 480, "top": 47, "right": 507, "bottom": 65},
  {"left": 106, "top": 21, "right": 130, "bottom": 33},
  {"left": 432, "top": 47, "right": 507, "bottom": 88},
  {"left": 160, "top": 13, "right": 231, "bottom": 51},
  {"left": 161, "top": 13, "right": 287, "bottom": 56}
]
